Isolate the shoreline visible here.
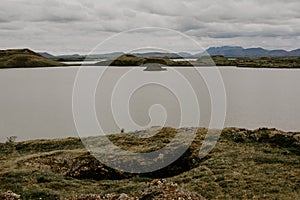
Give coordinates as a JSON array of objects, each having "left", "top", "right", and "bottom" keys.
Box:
[
  {"left": 2, "top": 126, "right": 300, "bottom": 143},
  {"left": 2, "top": 64, "right": 300, "bottom": 69}
]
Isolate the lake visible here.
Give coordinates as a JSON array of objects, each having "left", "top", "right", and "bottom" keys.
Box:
[{"left": 1, "top": 66, "right": 300, "bottom": 141}]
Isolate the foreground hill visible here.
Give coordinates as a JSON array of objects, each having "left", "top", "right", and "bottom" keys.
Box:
[
  {"left": 0, "top": 49, "right": 65, "bottom": 68},
  {"left": 0, "top": 127, "right": 299, "bottom": 199}
]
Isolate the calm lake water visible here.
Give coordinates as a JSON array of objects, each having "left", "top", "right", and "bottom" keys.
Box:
[{"left": 1, "top": 66, "right": 300, "bottom": 141}]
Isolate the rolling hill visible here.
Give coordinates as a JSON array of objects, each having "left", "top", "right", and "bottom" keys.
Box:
[{"left": 0, "top": 49, "right": 65, "bottom": 68}]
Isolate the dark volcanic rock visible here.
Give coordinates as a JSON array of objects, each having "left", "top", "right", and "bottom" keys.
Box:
[
  {"left": 0, "top": 191, "right": 21, "bottom": 200},
  {"left": 140, "top": 179, "right": 206, "bottom": 200},
  {"left": 70, "top": 180, "right": 205, "bottom": 200},
  {"left": 222, "top": 127, "right": 300, "bottom": 154},
  {"left": 66, "top": 154, "right": 131, "bottom": 180},
  {"left": 66, "top": 127, "right": 203, "bottom": 180}
]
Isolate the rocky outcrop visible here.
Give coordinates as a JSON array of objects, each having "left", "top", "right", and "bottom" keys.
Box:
[
  {"left": 70, "top": 193, "right": 135, "bottom": 200},
  {"left": 222, "top": 127, "right": 300, "bottom": 154},
  {"left": 0, "top": 191, "right": 21, "bottom": 200},
  {"left": 17, "top": 127, "right": 203, "bottom": 180},
  {"left": 16, "top": 127, "right": 300, "bottom": 182},
  {"left": 69, "top": 179, "right": 205, "bottom": 200},
  {"left": 140, "top": 179, "right": 206, "bottom": 200},
  {"left": 66, "top": 153, "right": 131, "bottom": 180}
]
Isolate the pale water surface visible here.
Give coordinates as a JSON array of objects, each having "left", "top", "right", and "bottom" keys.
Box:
[{"left": 1, "top": 66, "right": 300, "bottom": 141}]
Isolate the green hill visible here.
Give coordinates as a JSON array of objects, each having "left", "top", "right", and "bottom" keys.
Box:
[{"left": 0, "top": 49, "right": 65, "bottom": 68}]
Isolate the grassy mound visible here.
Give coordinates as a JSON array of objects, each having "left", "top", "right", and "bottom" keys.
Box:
[
  {"left": 0, "top": 127, "right": 299, "bottom": 199},
  {"left": 0, "top": 49, "right": 65, "bottom": 68}
]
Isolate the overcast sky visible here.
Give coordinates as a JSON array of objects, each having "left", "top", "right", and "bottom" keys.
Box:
[{"left": 0, "top": 0, "right": 299, "bottom": 54}]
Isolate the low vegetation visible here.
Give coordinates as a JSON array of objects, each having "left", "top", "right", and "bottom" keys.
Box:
[
  {"left": 197, "top": 56, "right": 300, "bottom": 68},
  {"left": 94, "top": 54, "right": 193, "bottom": 66},
  {"left": 1, "top": 49, "right": 300, "bottom": 68},
  {"left": 0, "top": 127, "right": 299, "bottom": 199},
  {"left": 0, "top": 49, "right": 65, "bottom": 68},
  {"left": 95, "top": 54, "right": 300, "bottom": 68}
]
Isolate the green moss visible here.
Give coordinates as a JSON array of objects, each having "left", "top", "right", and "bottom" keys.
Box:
[{"left": 0, "top": 127, "right": 299, "bottom": 199}]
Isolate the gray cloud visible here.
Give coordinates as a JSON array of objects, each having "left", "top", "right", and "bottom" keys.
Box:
[{"left": 0, "top": 0, "right": 299, "bottom": 54}]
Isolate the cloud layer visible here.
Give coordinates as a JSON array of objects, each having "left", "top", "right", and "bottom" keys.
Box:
[{"left": 0, "top": 0, "right": 299, "bottom": 54}]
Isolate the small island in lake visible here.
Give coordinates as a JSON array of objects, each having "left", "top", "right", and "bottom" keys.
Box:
[
  {"left": 1, "top": 47, "right": 300, "bottom": 68},
  {"left": 94, "top": 54, "right": 192, "bottom": 67}
]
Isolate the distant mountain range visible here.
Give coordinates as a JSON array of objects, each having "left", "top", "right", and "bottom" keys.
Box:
[
  {"left": 200, "top": 46, "right": 300, "bottom": 57},
  {"left": 39, "top": 46, "right": 300, "bottom": 59}
]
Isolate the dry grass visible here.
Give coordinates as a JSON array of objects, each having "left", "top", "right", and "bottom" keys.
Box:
[
  {"left": 0, "top": 127, "right": 299, "bottom": 199},
  {"left": 0, "top": 49, "right": 65, "bottom": 68}
]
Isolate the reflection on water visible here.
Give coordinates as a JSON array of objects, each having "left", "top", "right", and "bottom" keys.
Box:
[{"left": 1, "top": 66, "right": 300, "bottom": 141}]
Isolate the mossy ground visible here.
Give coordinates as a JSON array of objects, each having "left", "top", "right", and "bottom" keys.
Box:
[{"left": 0, "top": 128, "right": 299, "bottom": 199}]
